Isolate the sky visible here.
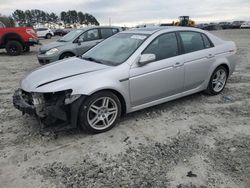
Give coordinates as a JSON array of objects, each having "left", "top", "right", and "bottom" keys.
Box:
[{"left": 0, "top": 0, "right": 250, "bottom": 26}]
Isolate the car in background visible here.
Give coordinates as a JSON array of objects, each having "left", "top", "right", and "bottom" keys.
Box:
[
  {"left": 14, "top": 27, "right": 238, "bottom": 133},
  {"left": 0, "top": 21, "right": 5, "bottom": 28},
  {"left": 36, "top": 28, "right": 54, "bottom": 39},
  {"left": 202, "top": 24, "right": 222, "bottom": 31},
  {"left": 0, "top": 24, "right": 38, "bottom": 55},
  {"left": 54, "top": 28, "right": 71, "bottom": 36},
  {"left": 195, "top": 23, "right": 208, "bottom": 29},
  {"left": 37, "top": 26, "right": 121, "bottom": 65},
  {"left": 240, "top": 21, "right": 250, "bottom": 29},
  {"left": 231, "top": 21, "right": 245, "bottom": 29},
  {"left": 219, "top": 22, "right": 231, "bottom": 29}
]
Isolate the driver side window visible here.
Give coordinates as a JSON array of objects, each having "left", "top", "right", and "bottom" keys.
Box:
[
  {"left": 79, "top": 29, "right": 99, "bottom": 41},
  {"left": 143, "top": 32, "right": 179, "bottom": 61}
]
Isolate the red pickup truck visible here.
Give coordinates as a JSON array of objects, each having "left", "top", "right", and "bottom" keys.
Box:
[{"left": 0, "top": 23, "right": 39, "bottom": 56}]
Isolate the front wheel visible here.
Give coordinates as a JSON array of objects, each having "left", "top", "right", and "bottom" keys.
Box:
[
  {"left": 45, "top": 34, "right": 52, "bottom": 39},
  {"left": 6, "top": 40, "right": 23, "bottom": 56},
  {"left": 59, "top": 52, "right": 74, "bottom": 59},
  {"left": 78, "top": 91, "right": 121, "bottom": 134},
  {"left": 205, "top": 66, "right": 228, "bottom": 95}
]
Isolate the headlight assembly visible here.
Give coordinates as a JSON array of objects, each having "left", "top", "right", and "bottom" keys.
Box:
[
  {"left": 45, "top": 48, "right": 59, "bottom": 56},
  {"left": 65, "top": 94, "right": 81, "bottom": 105}
]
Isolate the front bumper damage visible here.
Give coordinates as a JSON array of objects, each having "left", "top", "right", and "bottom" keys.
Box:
[{"left": 13, "top": 89, "right": 85, "bottom": 129}]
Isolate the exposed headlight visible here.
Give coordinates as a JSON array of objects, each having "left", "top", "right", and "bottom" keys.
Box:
[
  {"left": 45, "top": 48, "right": 59, "bottom": 56},
  {"left": 65, "top": 94, "right": 81, "bottom": 104}
]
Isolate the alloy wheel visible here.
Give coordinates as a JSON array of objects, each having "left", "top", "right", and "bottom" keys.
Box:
[
  {"left": 87, "top": 97, "right": 118, "bottom": 130},
  {"left": 212, "top": 69, "right": 227, "bottom": 92}
]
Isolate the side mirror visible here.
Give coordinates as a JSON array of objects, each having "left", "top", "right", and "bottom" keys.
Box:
[
  {"left": 77, "top": 38, "right": 84, "bottom": 45},
  {"left": 138, "top": 54, "right": 156, "bottom": 66}
]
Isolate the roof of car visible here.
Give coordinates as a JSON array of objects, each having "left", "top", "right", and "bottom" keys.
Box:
[
  {"left": 76, "top": 26, "right": 121, "bottom": 31},
  {"left": 122, "top": 26, "right": 205, "bottom": 35}
]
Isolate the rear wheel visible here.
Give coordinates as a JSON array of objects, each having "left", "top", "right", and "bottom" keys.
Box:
[
  {"left": 205, "top": 66, "right": 228, "bottom": 95},
  {"left": 78, "top": 91, "right": 121, "bottom": 134},
  {"left": 6, "top": 40, "right": 23, "bottom": 56}
]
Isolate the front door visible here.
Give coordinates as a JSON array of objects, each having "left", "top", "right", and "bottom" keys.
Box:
[{"left": 129, "top": 32, "right": 185, "bottom": 107}]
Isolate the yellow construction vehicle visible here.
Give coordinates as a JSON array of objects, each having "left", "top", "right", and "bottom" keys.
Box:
[{"left": 174, "top": 16, "right": 195, "bottom": 27}]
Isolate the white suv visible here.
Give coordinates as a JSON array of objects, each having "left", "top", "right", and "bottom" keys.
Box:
[
  {"left": 240, "top": 21, "right": 250, "bottom": 29},
  {"left": 36, "top": 28, "right": 54, "bottom": 39}
]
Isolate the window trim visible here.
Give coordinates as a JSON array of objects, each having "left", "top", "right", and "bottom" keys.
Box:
[
  {"left": 141, "top": 31, "right": 181, "bottom": 62},
  {"left": 177, "top": 31, "right": 214, "bottom": 54}
]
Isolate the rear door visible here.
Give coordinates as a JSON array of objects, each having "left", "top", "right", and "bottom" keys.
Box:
[
  {"left": 75, "top": 29, "right": 102, "bottom": 55},
  {"left": 129, "top": 32, "right": 185, "bottom": 107},
  {"left": 178, "top": 31, "right": 215, "bottom": 91}
]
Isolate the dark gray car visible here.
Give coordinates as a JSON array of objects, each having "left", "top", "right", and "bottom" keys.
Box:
[{"left": 37, "top": 26, "right": 121, "bottom": 65}]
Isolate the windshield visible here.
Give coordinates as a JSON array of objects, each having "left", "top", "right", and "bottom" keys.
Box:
[
  {"left": 82, "top": 33, "right": 148, "bottom": 66},
  {"left": 58, "top": 29, "right": 83, "bottom": 42}
]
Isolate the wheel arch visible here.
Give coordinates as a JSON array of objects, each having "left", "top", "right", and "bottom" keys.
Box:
[
  {"left": 219, "top": 63, "right": 230, "bottom": 76},
  {"left": 88, "top": 89, "right": 127, "bottom": 115},
  {"left": 210, "top": 56, "right": 231, "bottom": 77},
  {"left": 2, "top": 33, "right": 24, "bottom": 45},
  {"left": 59, "top": 51, "right": 76, "bottom": 59}
]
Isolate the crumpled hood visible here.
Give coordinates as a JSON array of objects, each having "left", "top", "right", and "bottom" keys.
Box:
[
  {"left": 39, "top": 41, "right": 66, "bottom": 53},
  {"left": 21, "top": 57, "right": 109, "bottom": 92}
]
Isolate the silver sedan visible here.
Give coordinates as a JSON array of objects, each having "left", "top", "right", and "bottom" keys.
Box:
[{"left": 13, "top": 27, "right": 238, "bottom": 133}]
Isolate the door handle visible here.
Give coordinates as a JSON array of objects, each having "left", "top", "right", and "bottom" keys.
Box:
[
  {"left": 173, "top": 62, "right": 183, "bottom": 68},
  {"left": 207, "top": 54, "right": 215, "bottom": 58}
]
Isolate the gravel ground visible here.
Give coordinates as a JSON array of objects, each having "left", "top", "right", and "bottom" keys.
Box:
[{"left": 0, "top": 29, "right": 250, "bottom": 188}]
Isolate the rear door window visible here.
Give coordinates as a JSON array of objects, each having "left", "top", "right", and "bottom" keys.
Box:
[
  {"left": 112, "top": 28, "right": 119, "bottom": 34},
  {"left": 100, "top": 28, "right": 113, "bottom": 39},
  {"left": 202, "top": 34, "right": 213, "bottom": 48},
  {"left": 179, "top": 31, "right": 205, "bottom": 53}
]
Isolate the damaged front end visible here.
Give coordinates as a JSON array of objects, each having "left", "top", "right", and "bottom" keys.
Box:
[{"left": 13, "top": 89, "right": 85, "bottom": 128}]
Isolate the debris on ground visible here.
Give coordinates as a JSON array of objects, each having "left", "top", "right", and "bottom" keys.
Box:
[{"left": 187, "top": 171, "right": 197, "bottom": 177}]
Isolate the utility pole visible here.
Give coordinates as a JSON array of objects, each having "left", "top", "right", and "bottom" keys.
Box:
[{"left": 109, "top": 17, "right": 111, "bottom": 26}]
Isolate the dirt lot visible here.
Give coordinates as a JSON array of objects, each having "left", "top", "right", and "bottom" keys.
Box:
[{"left": 0, "top": 30, "right": 250, "bottom": 188}]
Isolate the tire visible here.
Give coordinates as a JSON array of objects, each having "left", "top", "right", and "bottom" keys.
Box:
[
  {"left": 78, "top": 91, "right": 122, "bottom": 134},
  {"left": 6, "top": 40, "right": 23, "bottom": 56},
  {"left": 45, "top": 33, "right": 52, "bottom": 39},
  {"left": 41, "top": 116, "right": 57, "bottom": 127},
  {"left": 205, "top": 66, "right": 228, "bottom": 95},
  {"left": 59, "top": 52, "right": 74, "bottom": 59},
  {"left": 23, "top": 45, "right": 30, "bottom": 52}
]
